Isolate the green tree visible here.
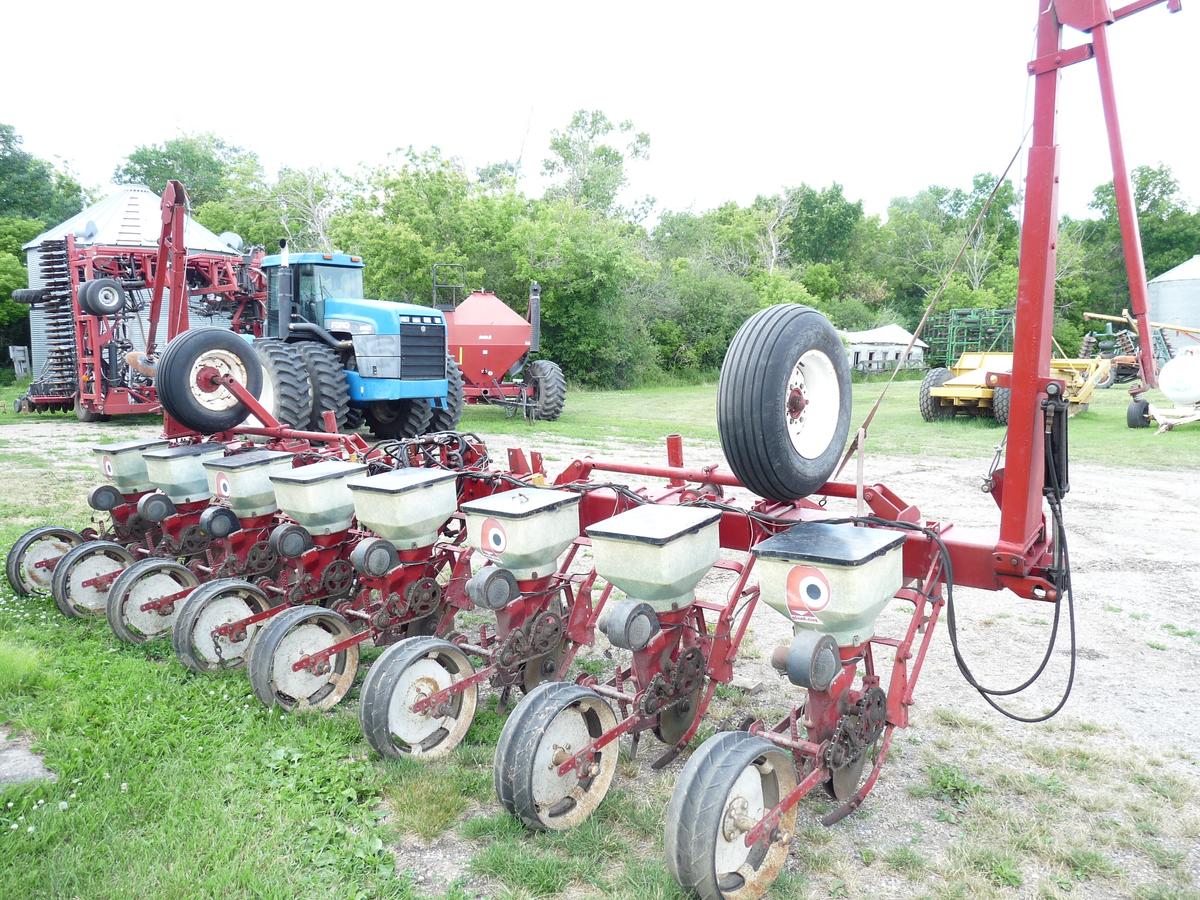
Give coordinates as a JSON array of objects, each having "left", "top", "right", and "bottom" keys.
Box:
[
  {"left": 114, "top": 133, "right": 263, "bottom": 206},
  {"left": 0, "top": 124, "right": 83, "bottom": 222},
  {"left": 785, "top": 183, "right": 864, "bottom": 265},
  {"left": 543, "top": 110, "right": 650, "bottom": 217}
]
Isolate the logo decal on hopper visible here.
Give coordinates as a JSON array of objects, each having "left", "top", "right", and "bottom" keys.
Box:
[{"left": 785, "top": 565, "right": 831, "bottom": 625}]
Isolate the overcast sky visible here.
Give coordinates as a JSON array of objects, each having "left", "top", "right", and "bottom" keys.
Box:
[{"left": 6, "top": 0, "right": 1197, "bottom": 221}]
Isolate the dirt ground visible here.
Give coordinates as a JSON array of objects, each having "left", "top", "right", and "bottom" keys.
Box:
[{"left": 4, "top": 417, "right": 1198, "bottom": 898}]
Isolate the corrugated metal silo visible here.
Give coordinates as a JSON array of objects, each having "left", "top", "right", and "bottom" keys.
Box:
[{"left": 1148, "top": 254, "right": 1200, "bottom": 332}]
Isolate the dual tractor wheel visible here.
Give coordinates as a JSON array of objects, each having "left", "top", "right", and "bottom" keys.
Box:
[{"left": 155, "top": 329, "right": 464, "bottom": 438}]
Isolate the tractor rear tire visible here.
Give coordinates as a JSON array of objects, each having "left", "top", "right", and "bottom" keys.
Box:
[
  {"left": 295, "top": 342, "right": 349, "bottom": 432},
  {"left": 717, "top": 305, "right": 851, "bottom": 502},
  {"left": 992, "top": 387, "right": 1011, "bottom": 425},
  {"left": 1127, "top": 398, "right": 1151, "bottom": 429},
  {"left": 919, "top": 367, "right": 954, "bottom": 421},
  {"left": 157, "top": 328, "right": 263, "bottom": 434},
  {"left": 366, "top": 400, "right": 431, "bottom": 440},
  {"left": 427, "top": 355, "right": 464, "bottom": 433},
  {"left": 250, "top": 340, "right": 312, "bottom": 429},
  {"left": 525, "top": 359, "right": 566, "bottom": 421}
]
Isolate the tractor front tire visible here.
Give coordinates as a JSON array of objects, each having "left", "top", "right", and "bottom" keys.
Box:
[
  {"left": 919, "top": 367, "right": 954, "bottom": 422},
  {"left": 157, "top": 327, "right": 264, "bottom": 434},
  {"left": 295, "top": 342, "right": 349, "bottom": 432},
  {"left": 366, "top": 400, "right": 432, "bottom": 440},
  {"left": 427, "top": 355, "right": 465, "bottom": 433},
  {"left": 250, "top": 340, "right": 312, "bottom": 429},
  {"left": 525, "top": 359, "right": 566, "bottom": 421},
  {"left": 717, "top": 304, "right": 852, "bottom": 502},
  {"left": 992, "top": 387, "right": 1011, "bottom": 426}
]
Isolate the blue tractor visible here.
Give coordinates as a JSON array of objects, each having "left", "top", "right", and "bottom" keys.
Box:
[{"left": 244, "top": 245, "right": 463, "bottom": 439}]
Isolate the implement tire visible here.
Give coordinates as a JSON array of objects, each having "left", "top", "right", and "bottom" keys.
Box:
[
  {"left": 717, "top": 305, "right": 851, "bottom": 502},
  {"left": 919, "top": 367, "right": 954, "bottom": 422},
  {"left": 525, "top": 359, "right": 566, "bottom": 421},
  {"left": 991, "top": 386, "right": 1011, "bottom": 425}
]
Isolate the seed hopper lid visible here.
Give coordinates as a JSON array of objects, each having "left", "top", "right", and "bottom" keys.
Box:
[
  {"left": 93, "top": 439, "right": 169, "bottom": 455},
  {"left": 142, "top": 443, "right": 226, "bottom": 460},
  {"left": 269, "top": 459, "right": 367, "bottom": 485},
  {"left": 461, "top": 487, "right": 580, "bottom": 519},
  {"left": 586, "top": 505, "right": 721, "bottom": 546},
  {"left": 204, "top": 449, "right": 294, "bottom": 471},
  {"left": 752, "top": 522, "right": 905, "bottom": 567},
  {"left": 347, "top": 468, "right": 457, "bottom": 495}
]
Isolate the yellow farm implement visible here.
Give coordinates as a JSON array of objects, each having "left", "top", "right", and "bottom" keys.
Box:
[{"left": 919, "top": 352, "right": 1111, "bottom": 424}]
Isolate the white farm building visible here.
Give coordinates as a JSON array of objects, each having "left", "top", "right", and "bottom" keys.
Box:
[{"left": 840, "top": 324, "right": 927, "bottom": 372}]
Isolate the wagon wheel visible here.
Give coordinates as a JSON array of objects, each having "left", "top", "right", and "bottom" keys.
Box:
[
  {"left": 6, "top": 526, "right": 84, "bottom": 596},
  {"left": 665, "top": 731, "right": 798, "bottom": 900},
  {"left": 106, "top": 558, "right": 200, "bottom": 644},
  {"left": 359, "top": 636, "right": 478, "bottom": 759},
  {"left": 51, "top": 541, "right": 135, "bottom": 618},
  {"left": 246, "top": 606, "right": 359, "bottom": 711},
  {"left": 495, "top": 682, "right": 619, "bottom": 831},
  {"left": 172, "top": 579, "right": 272, "bottom": 673}
]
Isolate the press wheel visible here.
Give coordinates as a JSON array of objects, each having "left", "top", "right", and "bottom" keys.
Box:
[
  {"left": 106, "top": 558, "right": 199, "bottom": 643},
  {"left": 359, "top": 637, "right": 478, "bottom": 759},
  {"left": 50, "top": 541, "right": 135, "bottom": 618},
  {"left": 666, "top": 731, "right": 798, "bottom": 900},
  {"left": 6, "top": 526, "right": 84, "bottom": 595},
  {"left": 247, "top": 605, "right": 359, "bottom": 711},
  {"left": 495, "top": 681, "right": 619, "bottom": 831},
  {"left": 172, "top": 579, "right": 272, "bottom": 673}
]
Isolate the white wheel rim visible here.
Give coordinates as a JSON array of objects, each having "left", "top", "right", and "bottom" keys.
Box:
[
  {"left": 785, "top": 349, "right": 840, "bottom": 459},
  {"left": 713, "top": 763, "right": 767, "bottom": 877},
  {"left": 69, "top": 551, "right": 126, "bottom": 613},
  {"left": 23, "top": 536, "right": 73, "bottom": 592},
  {"left": 271, "top": 622, "right": 336, "bottom": 700},
  {"left": 189, "top": 349, "right": 249, "bottom": 413},
  {"left": 243, "top": 366, "right": 276, "bottom": 428},
  {"left": 122, "top": 565, "right": 192, "bottom": 638},
  {"left": 532, "top": 704, "right": 593, "bottom": 812},
  {"left": 96, "top": 285, "right": 121, "bottom": 308},
  {"left": 193, "top": 593, "right": 258, "bottom": 663},
  {"left": 387, "top": 655, "right": 476, "bottom": 754}
]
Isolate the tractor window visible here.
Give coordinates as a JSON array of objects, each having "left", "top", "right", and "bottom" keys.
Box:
[
  {"left": 266, "top": 268, "right": 281, "bottom": 337},
  {"left": 300, "top": 265, "right": 364, "bottom": 304}
]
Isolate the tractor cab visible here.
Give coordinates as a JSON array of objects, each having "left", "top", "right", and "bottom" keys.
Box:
[{"left": 261, "top": 252, "right": 368, "bottom": 339}]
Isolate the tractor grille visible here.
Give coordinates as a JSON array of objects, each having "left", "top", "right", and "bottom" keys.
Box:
[{"left": 400, "top": 323, "right": 446, "bottom": 379}]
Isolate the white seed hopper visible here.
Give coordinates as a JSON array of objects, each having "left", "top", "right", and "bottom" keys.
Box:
[
  {"left": 269, "top": 459, "right": 368, "bottom": 535},
  {"left": 141, "top": 444, "right": 226, "bottom": 504},
  {"left": 752, "top": 523, "right": 905, "bottom": 646},
  {"left": 348, "top": 468, "right": 459, "bottom": 549},
  {"left": 461, "top": 487, "right": 581, "bottom": 580},
  {"left": 586, "top": 505, "right": 721, "bottom": 610},
  {"left": 92, "top": 439, "right": 169, "bottom": 493},
  {"left": 203, "top": 450, "right": 295, "bottom": 518}
]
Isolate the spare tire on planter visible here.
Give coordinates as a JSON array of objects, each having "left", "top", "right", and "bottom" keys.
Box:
[
  {"left": 157, "top": 328, "right": 263, "bottom": 434},
  {"left": 717, "top": 304, "right": 851, "bottom": 502}
]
